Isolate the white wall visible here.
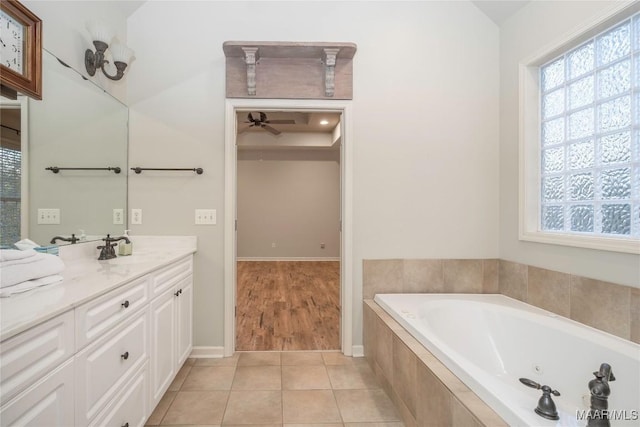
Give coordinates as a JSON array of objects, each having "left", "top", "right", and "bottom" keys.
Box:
[
  {"left": 126, "top": 1, "right": 500, "bottom": 348},
  {"left": 500, "top": 1, "right": 640, "bottom": 288},
  {"left": 237, "top": 148, "right": 340, "bottom": 259},
  {"left": 23, "top": 0, "right": 133, "bottom": 102}
]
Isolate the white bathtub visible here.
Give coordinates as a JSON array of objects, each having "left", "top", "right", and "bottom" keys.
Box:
[{"left": 373, "top": 293, "right": 640, "bottom": 427}]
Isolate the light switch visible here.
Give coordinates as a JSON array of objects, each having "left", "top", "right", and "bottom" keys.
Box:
[
  {"left": 37, "top": 208, "right": 60, "bottom": 224},
  {"left": 195, "top": 209, "right": 216, "bottom": 225}
]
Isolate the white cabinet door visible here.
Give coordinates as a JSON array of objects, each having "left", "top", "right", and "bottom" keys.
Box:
[
  {"left": 175, "top": 277, "right": 193, "bottom": 367},
  {"left": 0, "top": 359, "right": 74, "bottom": 427},
  {"left": 149, "top": 287, "right": 176, "bottom": 407},
  {"left": 76, "top": 309, "right": 149, "bottom": 426},
  {"left": 89, "top": 364, "right": 148, "bottom": 427}
]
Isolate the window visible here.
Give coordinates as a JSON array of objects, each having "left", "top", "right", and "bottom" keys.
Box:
[
  {"left": 0, "top": 145, "right": 22, "bottom": 247},
  {"left": 521, "top": 7, "right": 640, "bottom": 252}
]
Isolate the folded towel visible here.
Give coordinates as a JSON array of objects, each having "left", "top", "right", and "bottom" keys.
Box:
[
  {"left": 1, "top": 252, "right": 50, "bottom": 268},
  {"left": 0, "top": 254, "right": 65, "bottom": 288},
  {"left": 0, "top": 275, "right": 63, "bottom": 297},
  {"left": 0, "top": 249, "right": 38, "bottom": 262}
]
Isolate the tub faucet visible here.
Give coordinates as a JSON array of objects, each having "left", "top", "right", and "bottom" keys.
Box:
[
  {"left": 519, "top": 378, "right": 561, "bottom": 420},
  {"left": 97, "top": 234, "right": 130, "bottom": 260},
  {"left": 586, "top": 363, "right": 615, "bottom": 427}
]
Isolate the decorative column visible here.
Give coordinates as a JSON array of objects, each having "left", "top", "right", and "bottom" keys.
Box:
[
  {"left": 242, "top": 47, "right": 259, "bottom": 96},
  {"left": 323, "top": 48, "right": 340, "bottom": 97}
]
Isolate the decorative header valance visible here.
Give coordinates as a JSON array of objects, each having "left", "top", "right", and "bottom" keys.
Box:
[{"left": 222, "top": 41, "right": 357, "bottom": 100}]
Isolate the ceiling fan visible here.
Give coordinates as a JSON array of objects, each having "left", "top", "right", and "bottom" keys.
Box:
[{"left": 240, "top": 112, "right": 295, "bottom": 135}]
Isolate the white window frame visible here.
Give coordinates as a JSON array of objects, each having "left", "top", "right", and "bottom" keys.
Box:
[{"left": 519, "top": 1, "right": 640, "bottom": 255}]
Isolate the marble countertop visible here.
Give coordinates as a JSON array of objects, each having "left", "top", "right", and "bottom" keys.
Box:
[{"left": 0, "top": 236, "right": 197, "bottom": 342}]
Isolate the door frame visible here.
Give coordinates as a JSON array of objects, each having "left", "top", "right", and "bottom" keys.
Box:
[{"left": 224, "top": 98, "right": 353, "bottom": 356}]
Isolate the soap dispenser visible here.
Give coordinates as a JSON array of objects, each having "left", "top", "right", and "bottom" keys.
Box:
[
  {"left": 78, "top": 229, "right": 87, "bottom": 242},
  {"left": 118, "top": 230, "right": 133, "bottom": 256}
]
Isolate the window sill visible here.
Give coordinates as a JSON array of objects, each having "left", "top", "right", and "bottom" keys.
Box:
[{"left": 519, "top": 231, "right": 640, "bottom": 254}]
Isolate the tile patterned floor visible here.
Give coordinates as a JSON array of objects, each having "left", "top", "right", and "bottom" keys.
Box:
[{"left": 146, "top": 352, "right": 404, "bottom": 427}]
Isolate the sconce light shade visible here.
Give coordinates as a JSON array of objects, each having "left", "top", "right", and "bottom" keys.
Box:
[
  {"left": 109, "top": 42, "right": 134, "bottom": 64},
  {"left": 86, "top": 21, "right": 113, "bottom": 45},
  {"left": 84, "top": 21, "right": 133, "bottom": 81}
]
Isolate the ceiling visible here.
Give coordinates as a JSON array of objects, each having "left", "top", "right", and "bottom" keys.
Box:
[
  {"left": 236, "top": 111, "right": 341, "bottom": 135},
  {"left": 471, "top": 0, "right": 530, "bottom": 25}
]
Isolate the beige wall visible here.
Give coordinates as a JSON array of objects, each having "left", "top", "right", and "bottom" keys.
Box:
[
  {"left": 499, "top": 1, "right": 640, "bottom": 287},
  {"left": 126, "top": 1, "right": 500, "bottom": 348},
  {"left": 237, "top": 148, "right": 340, "bottom": 259}
]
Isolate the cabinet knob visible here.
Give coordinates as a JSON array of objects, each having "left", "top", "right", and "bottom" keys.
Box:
[
  {"left": 121, "top": 300, "right": 130, "bottom": 308},
  {"left": 122, "top": 423, "right": 129, "bottom": 427},
  {"left": 121, "top": 351, "right": 129, "bottom": 360}
]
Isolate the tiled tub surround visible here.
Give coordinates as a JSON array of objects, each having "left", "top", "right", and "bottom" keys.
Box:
[
  {"left": 363, "top": 259, "right": 639, "bottom": 344},
  {"left": 363, "top": 258, "right": 639, "bottom": 427},
  {"left": 363, "top": 300, "right": 507, "bottom": 427}
]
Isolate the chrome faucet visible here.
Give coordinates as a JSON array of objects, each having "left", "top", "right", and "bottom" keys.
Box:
[
  {"left": 587, "top": 363, "right": 615, "bottom": 427},
  {"left": 50, "top": 234, "right": 79, "bottom": 244},
  {"left": 97, "top": 234, "right": 130, "bottom": 260}
]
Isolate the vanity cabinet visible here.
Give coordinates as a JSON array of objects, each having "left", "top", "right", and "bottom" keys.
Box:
[
  {"left": 150, "top": 257, "right": 193, "bottom": 407},
  {"left": 0, "top": 252, "right": 194, "bottom": 427},
  {"left": 75, "top": 308, "right": 149, "bottom": 425},
  {"left": 0, "top": 359, "right": 75, "bottom": 426},
  {"left": 0, "top": 310, "right": 75, "bottom": 426}
]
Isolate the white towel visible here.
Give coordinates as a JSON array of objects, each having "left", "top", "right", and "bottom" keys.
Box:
[
  {"left": 0, "top": 275, "right": 63, "bottom": 297},
  {"left": 0, "top": 249, "right": 38, "bottom": 262},
  {"left": 1, "top": 252, "right": 50, "bottom": 268},
  {"left": 0, "top": 254, "right": 65, "bottom": 288}
]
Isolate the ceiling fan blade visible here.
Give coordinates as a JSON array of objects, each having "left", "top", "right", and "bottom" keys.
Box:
[
  {"left": 267, "top": 120, "right": 296, "bottom": 124},
  {"left": 262, "top": 124, "right": 281, "bottom": 135}
]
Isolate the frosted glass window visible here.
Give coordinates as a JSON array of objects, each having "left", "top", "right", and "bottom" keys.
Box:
[{"left": 539, "top": 13, "right": 640, "bottom": 239}]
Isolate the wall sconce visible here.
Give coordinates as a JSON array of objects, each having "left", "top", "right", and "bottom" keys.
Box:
[{"left": 84, "top": 21, "right": 134, "bottom": 81}]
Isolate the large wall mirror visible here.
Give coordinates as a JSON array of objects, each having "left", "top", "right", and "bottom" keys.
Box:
[{"left": 0, "top": 49, "right": 128, "bottom": 247}]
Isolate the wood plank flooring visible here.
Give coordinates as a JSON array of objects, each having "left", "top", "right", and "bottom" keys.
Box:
[{"left": 236, "top": 261, "right": 340, "bottom": 351}]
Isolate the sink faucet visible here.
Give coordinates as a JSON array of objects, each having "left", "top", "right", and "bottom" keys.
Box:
[
  {"left": 587, "top": 363, "right": 615, "bottom": 427},
  {"left": 97, "top": 234, "right": 130, "bottom": 260},
  {"left": 50, "top": 234, "right": 79, "bottom": 244}
]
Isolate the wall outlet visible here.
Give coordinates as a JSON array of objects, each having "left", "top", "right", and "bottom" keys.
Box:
[
  {"left": 113, "top": 208, "right": 124, "bottom": 225},
  {"left": 131, "top": 209, "right": 142, "bottom": 225},
  {"left": 37, "top": 208, "right": 60, "bottom": 224},
  {"left": 195, "top": 209, "right": 216, "bottom": 225},
  {"left": 271, "top": 242, "right": 276, "bottom": 248},
  {"left": 320, "top": 243, "right": 326, "bottom": 249}
]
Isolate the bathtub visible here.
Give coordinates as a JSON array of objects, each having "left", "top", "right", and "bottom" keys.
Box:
[{"left": 373, "top": 293, "right": 640, "bottom": 427}]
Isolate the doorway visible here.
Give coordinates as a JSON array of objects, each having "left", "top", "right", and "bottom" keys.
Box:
[
  {"left": 224, "top": 99, "right": 354, "bottom": 356},
  {"left": 235, "top": 110, "right": 341, "bottom": 351}
]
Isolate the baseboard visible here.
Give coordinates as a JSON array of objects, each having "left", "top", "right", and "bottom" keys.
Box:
[
  {"left": 189, "top": 346, "right": 225, "bottom": 358},
  {"left": 237, "top": 257, "right": 341, "bottom": 261},
  {"left": 351, "top": 345, "right": 364, "bottom": 357}
]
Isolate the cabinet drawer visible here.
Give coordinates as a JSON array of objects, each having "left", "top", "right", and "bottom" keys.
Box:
[
  {"left": 89, "top": 364, "right": 148, "bottom": 427},
  {"left": 76, "top": 309, "right": 149, "bottom": 425},
  {"left": 76, "top": 275, "right": 150, "bottom": 349},
  {"left": 0, "top": 311, "right": 74, "bottom": 405},
  {"left": 151, "top": 256, "right": 192, "bottom": 297},
  {"left": 0, "top": 358, "right": 74, "bottom": 427}
]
